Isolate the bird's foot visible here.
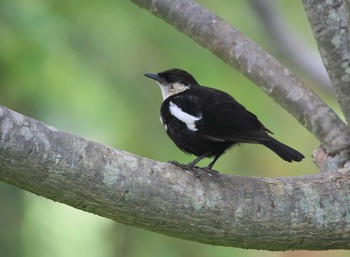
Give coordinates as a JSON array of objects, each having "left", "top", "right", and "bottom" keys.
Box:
[
  {"left": 168, "top": 161, "right": 219, "bottom": 178},
  {"left": 168, "top": 161, "right": 200, "bottom": 178},
  {"left": 201, "top": 166, "right": 219, "bottom": 177},
  {"left": 169, "top": 161, "right": 191, "bottom": 170}
]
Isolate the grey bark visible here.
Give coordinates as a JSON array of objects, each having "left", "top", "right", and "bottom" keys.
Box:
[
  {"left": 1, "top": 106, "right": 350, "bottom": 250},
  {"left": 303, "top": 0, "right": 350, "bottom": 124},
  {"left": 131, "top": 0, "right": 350, "bottom": 159}
]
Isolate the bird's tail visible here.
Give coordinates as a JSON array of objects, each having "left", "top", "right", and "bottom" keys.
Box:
[{"left": 262, "top": 139, "right": 304, "bottom": 162}]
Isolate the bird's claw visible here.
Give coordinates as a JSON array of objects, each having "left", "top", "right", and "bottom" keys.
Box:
[
  {"left": 202, "top": 167, "right": 219, "bottom": 177},
  {"left": 168, "top": 161, "right": 189, "bottom": 169},
  {"left": 168, "top": 161, "right": 219, "bottom": 178}
]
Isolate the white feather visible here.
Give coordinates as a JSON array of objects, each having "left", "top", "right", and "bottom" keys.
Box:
[
  {"left": 156, "top": 81, "right": 190, "bottom": 100},
  {"left": 169, "top": 101, "right": 202, "bottom": 131},
  {"left": 160, "top": 116, "right": 168, "bottom": 131}
]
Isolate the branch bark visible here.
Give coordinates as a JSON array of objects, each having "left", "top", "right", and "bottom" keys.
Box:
[
  {"left": 132, "top": 0, "right": 350, "bottom": 158},
  {"left": 303, "top": 0, "right": 350, "bottom": 124},
  {"left": 1, "top": 107, "right": 350, "bottom": 250}
]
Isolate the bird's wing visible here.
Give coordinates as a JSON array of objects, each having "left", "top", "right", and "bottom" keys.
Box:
[
  {"left": 200, "top": 99, "right": 273, "bottom": 143},
  {"left": 169, "top": 93, "right": 272, "bottom": 143}
]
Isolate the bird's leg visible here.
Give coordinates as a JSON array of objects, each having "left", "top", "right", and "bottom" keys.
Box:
[
  {"left": 201, "top": 153, "right": 223, "bottom": 176},
  {"left": 186, "top": 153, "right": 210, "bottom": 169},
  {"left": 170, "top": 152, "right": 221, "bottom": 178},
  {"left": 206, "top": 155, "right": 221, "bottom": 170},
  {"left": 169, "top": 152, "right": 210, "bottom": 170}
]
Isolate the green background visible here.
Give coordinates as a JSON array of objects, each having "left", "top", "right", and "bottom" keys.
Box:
[{"left": 0, "top": 1, "right": 345, "bottom": 257}]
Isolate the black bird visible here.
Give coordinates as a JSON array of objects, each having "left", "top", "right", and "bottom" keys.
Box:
[{"left": 145, "top": 68, "right": 304, "bottom": 171}]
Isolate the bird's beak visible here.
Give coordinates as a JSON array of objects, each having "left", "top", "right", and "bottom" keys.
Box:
[{"left": 144, "top": 73, "right": 161, "bottom": 82}]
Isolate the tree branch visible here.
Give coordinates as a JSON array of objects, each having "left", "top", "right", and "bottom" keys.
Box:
[
  {"left": 302, "top": 0, "right": 350, "bottom": 124},
  {"left": 131, "top": 0, "right": 350, "bottom": 158},
  {"left": 247, "top": 0, "right": 332, "bottom": 93},
  {"left": 1, "top": 106, "right": 350, "bottom": 250}
]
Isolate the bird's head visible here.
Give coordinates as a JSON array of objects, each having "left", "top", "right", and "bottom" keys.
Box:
[{"left": 145, "top": 68, "right": 198, "bottom": 100}]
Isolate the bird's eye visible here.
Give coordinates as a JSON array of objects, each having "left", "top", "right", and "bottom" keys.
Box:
[{"left": 168, "top": 74, "right": 176, "bottom": 81}]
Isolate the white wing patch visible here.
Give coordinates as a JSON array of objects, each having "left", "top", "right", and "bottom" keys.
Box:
[
  {"left": 160, "top": 116, "right": 168, "bottom": 131},
  {"left": 169, "top": 101, "right": 202, "bottom": 131}
]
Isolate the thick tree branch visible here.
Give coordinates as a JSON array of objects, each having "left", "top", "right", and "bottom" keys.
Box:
[
  {"left": 1, "top": 106, "right": 350, "bottom": 250},
  {"left": 132, "top": 0, "right": 350, "bottom": 158},
  {"left": 303, "top": 0, "right": 350, "bottom": 124}
]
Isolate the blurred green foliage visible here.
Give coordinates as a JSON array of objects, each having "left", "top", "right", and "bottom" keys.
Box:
[{"left": 0, "top": 0, "right": 346, "bottom": 257}]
